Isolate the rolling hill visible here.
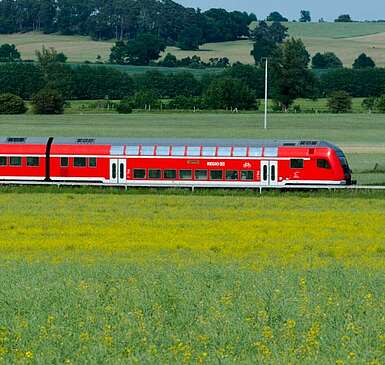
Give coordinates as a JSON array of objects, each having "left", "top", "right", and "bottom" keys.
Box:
[{"left": 1, "top": 22, "right": 385, "bottom": 67}]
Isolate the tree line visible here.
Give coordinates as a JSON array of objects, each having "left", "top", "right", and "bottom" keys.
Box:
[
  {"left": 2, "top": 58, "right": 385, "bottom": 105},
  {"left": 0, "top": 0, "right": 256, "bottom": 50}
]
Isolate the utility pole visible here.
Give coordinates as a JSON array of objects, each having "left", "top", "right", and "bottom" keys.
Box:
[{"left": 263, "top": 57, "right": 268, "bottom": 130}]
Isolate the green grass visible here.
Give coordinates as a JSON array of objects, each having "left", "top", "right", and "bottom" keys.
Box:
[
  {"left": 251, "top": 21, "right": 385, "bottom": 39},
  {"left": 0, "top": 192, "right": 384, "bottom": 363},
  {"left": 0, "top": 112, "right": 385, "bottom": 184},
  {"left": 173, "top": 22, "right": 385, "bottom": 67}
]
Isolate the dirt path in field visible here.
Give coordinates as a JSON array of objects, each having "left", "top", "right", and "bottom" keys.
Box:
[{"left": 341, "top": 145, "right": 385, "bottom": 153}]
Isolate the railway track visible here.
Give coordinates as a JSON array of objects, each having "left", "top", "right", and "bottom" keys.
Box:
[{"left": 1, "top": 180, "right": 385, "bottom": 191}]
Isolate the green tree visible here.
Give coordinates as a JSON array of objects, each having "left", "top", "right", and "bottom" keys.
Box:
[
  {"left": 335, "top": 14, "right": 352, "bottom": 22},
  {"left": 327, "top": 91, "right": 352, "bottom": 113},
  {"left": 250, "top": 21, "right": 288, "bottom": 66},
  {"left": 312, "top": 52, "right": 343, "bottom": 69},
  {"left": 223, "top": 63, "right": 265, "bottom": 98},
  {"left": 133, "top": 90, "right": 158, "bottom": 109},
  {"left": 109, "top": 34, "right": 166, "bottom": 65},
  {"left": 0, "top": 93, "right": 27, "bottom": 114},
  {"left": 353, "top": 53, "right": 376, "bottom": 69},
  {"left": 0, "top": 44, "right": 21, "bottom": 62},
  {"left": 116, "top": 98, "right": 133, "bottom": 114},
  {"left": 362, "top": 97, "right": 377, "bottom": 112},
  {"left": 267, "top": 12, "right": 288, "bottom": 22},
  {"left": 35, "top": 46, "right": 67, "bottom": 69},
  {"left": 72, "top": 65, "right": 135, "bottom": 99},
  {"left": 299, "top": 11, "right": 311, "bottom": 22},
  {"left": 31, "top": 89, "right": 65, "bottom": 114},
  {"left": 270, "top": 38, "right": 316, "bottom": 110},
  {"left": 375, "top": 95, "right": 385, "bottom": 113},
  {"left": 160, "top": 53, "right": 178, "bottom": 67},
  {"left": 0, "top": 63, "right": 45, "bottom": 99},
  {"left": 204, "top": 77, "right": 257, "bottom": 110}
]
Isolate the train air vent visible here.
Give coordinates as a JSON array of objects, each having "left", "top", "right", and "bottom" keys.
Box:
[
  {"left": 7, "top": 137, "right": 26, "bottom": 143},
  {"left": 283, "top": 143, "right": 296, "bottom": 146},
  {"left": 76, "top": 138, "right": 95, "bottom": 144}
]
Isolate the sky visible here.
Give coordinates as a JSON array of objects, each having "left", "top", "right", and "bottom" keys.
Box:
[{"left": 177, "top": 0, "right": 385, "bottom": 21}]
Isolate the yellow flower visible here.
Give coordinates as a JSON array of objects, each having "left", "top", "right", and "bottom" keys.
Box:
[
  {"left": 262, "top": 326, "right": 273, "bottom": 340},
  {"left": 287, "top": 319, "right": 296, "bottom": 329},
  {"left": 25, "top": 351, "right": 33, "bottom": 359}
]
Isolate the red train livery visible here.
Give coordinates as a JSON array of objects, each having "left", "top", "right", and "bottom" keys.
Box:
[{"left": 0, "top": 137, "right": 352, "bottom": 187}]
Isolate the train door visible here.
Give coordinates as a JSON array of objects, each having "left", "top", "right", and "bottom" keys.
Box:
[
  {"left": 109, "top": 158, "right": 126, "bottom": 184},
  {"left": 110, "top": 159, "right": 118, "bottom": 183},
  {"left": 260, "top": 161, "right": 278, "bottom": 186}
]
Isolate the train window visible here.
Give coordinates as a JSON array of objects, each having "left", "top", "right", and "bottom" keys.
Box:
[
  {"left": 180, "top": 170, "right": 192, "bottom": 180},
  {"left": 89, "top": 158, "right": 97, "bottom": 168},
  {"left": 202, "top": 147, "right": 216, "bottom": 157},
  {"left": 249, "top": 147, "right": 263, "bottom": 157},
  {"left": 241, "top": 171, "right": 254, "bottom": 181},
  {"left": 164, "top": 170, "right": 177, "bottom": 179},
  {"left": 187, "top": 146, "right": 201, "bottom": 156},
  {"left": 141, "top": 146, "right": 155, "bottom": 156},
  {"left": 226, "top": 170, "right": 239, "bottom": 180},
  {"left": 290, "top": 159, "right": 304, "bottom": 169},
  {"left": 133, "top": 169, "right": 146, "bottom": 179},
  {"left": 27, "top": 157, "right": 39, "bottom": 167},
  {"left": 218, "top": 147, "right": 232, "bottom": 157},
  {"left": 195, "top": 170, "right": 208, "bottom": 180},
  {"left": 171, "top": 146, "right": 185, "bottom": 156},
  {"left": 74, "top": 157, "right": 87, "bottom": 167},
  {"left": 156, "top": 146, "right": 170, "bottom": 156},
  {"left": 263, "top": 165, "right": 268, "bottom": 181},
  {"left": 61, "top": 157, "right": 69, "bottom": 167},
  {"left": 149, "top": 169, "right": 161, "bottom": 179},
  {"left": 0, "top": 157, "right": 6, "bottom": 166},
  {"left": 233, "top": 147, "right": 247, "bottom": 157},
  {"left": 126, "top": 146, "right": 139, "bottom": 156},
  {"left": 10, "top": 157, "right": 22, "bottom": 166},
  {"left": 210, "top": 170, "right": 223, "bottom": 180},
  {"left": 317, "top": 159, "right": 331, "bottom": 169}
]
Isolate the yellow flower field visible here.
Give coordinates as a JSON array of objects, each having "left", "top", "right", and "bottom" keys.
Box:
[{"left": 0, "top": 190, "right": 384, "bottom": 364}]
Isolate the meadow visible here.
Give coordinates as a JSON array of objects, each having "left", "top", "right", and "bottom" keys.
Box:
[
  {"left": 0, "top": 191, "right": 384, "bottom": 364},
  {"left": 0, "top": 113, "right": 384, "bottom": 363},
  {"left": 2, "top": 21, "right": 385, "bottom": 66}
]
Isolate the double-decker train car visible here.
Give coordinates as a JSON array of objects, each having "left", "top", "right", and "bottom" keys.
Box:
[{"left": 0, "top": 137, "right": 352, "bottom": 187}]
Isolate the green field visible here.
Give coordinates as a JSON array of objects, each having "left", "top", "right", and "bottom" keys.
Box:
[
  {"left": 0, "top": 191, "right": 384, "bottom": 364},
  {"left": 2, "top": 21, "right": 385, "bottom": 67},
  {"left": 0, "top": 113, "right": 384, "bottom": 363},
  {"left": 0, "top": 112, "right": 384, "bottom": 184},
  {"left": 170, "top": 22, "right": 385, "bottom": 67}
]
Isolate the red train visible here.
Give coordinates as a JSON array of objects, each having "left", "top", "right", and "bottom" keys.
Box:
[{"left": 0, "top": 137, "right": 352, "bottom": 187}]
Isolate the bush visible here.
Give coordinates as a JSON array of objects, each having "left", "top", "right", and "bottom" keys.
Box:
[
  {"left": 116, "top": 98, "right": 133, "bottom": 114},
  {"left": 168, "top": 96, "right": 204, "bottom": 110},
  {"left": 327, "top": 91, "right": 352, "bottom": 113},
  {"left": 362, "top": 97, "right": 377, "bottom": 112},
  {"left": 31, "top": 89, "right": 65, "bottom": 114},
  {"left": 375, "top": 95, "right": 385, "bottom": 113},
  {"left": 133, "top": 90, "right": 159, "bottom": 109},
  {"left": 204, "top": 78, "right": 257, "bottom": 110},
  {"left": 0, "top": 93, "right": 27, "bottom": 114}
]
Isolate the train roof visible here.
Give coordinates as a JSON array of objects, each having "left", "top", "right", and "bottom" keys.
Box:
[{"left": 0, "top": 137, "right": 342, "bottom": 151}]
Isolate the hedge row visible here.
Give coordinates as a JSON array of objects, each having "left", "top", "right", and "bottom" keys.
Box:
[{"left": 1, "top": 63, "right": 385, "bottom": 100}]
